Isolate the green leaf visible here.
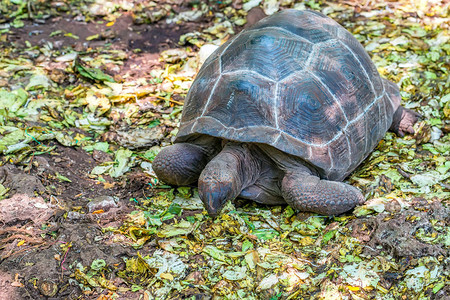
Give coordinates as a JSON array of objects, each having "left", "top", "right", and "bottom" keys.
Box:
[
  {"left": 131, "top": 285, "right": 144, "bottom": 292},
  {"left": 64, "top": 32, "right": 79, "bottom": 39},
  {"left": 426, "top": 52, "right": 440, "bottom": 62},
  {"left": 49, "top": 30, "right": 63, "bottom": 37},
  {"left": 0, "top": 89, "right": 28, "bottom": 113},
  {"left": 148, "top": 119, "right": 161, "bottom": 128},
  {"left": 90, "top": 259, "right": 106, "bottom": 271},
  {"left": 110, "top": 148, "right": 134, "bottom": 178},
  {"left": 202, "top": 245, "right": 230, "bottom": 264},
  {"left": 141, "top": 146, "right": 160, "bottom": 161},
  {"left": 56, "top": 172, "right": 72, "bottom": 183},
  {"left": 11, "top": 19, "right": 24, "bottom": 28},
  {"left": 0, "top": 183, "right": 9, "bottom": 199},
  {"left": 253, "top": 228, "right": 279, "bottom": 241},
  {"left": 428, "top": 118, "right": 442, "bottom": 126},
  {"left": 177, "top": 187, "right": 191, "bottom": 198},
  {"left": 222, "top": 266, "right": 247, "bottom": 281},
  {"left": 322, "top": 230, "right": 337, "bottom": 245},
  {"left": 91, "top": 164, "right": 113, "bottom": 175},
  {"left": 86, "top": 34, "right": 100, "bottom": 41},
  {"left": 402, "top": 27, "right": 427, "bottom": 37},
  {"left": 146, "top": 215, "right": 162, "bottom": 226},
  {"left": 83, "top": 142, "right": 109, "bottom": 153},
  {"left": 436, "top": 161, "right": 450, "bottom": 175},
  {"left": 165, "top": 203, "right": 182, "bottom": 216},
  {"left": 73, "top": 58, "right": 115, "bottom": 83},
  {"left": 424, "top": 71, "right": 437, "bottom": 80},
  {"left": 433, "top": 282, "right": 445, "bottom": 294},
  {"left": 26, "top": 73, "right": 52, "bottom": 90},
  {"left": 158, "top": 220, "right": 193, "bottom": 238},
  {"left": 242, "top": 240, "right": 254, "bottom": 252}
]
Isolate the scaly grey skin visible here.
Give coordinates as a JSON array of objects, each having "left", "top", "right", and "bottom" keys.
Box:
[
  {"left": 281, "top": 171, "right": 365, "bottom": 215},
  {"left": 390, "top": 106, "right": 422, "bottom": 137},
  {"left": 198, "top": 143, "right": 262, "bottom": 217},
  {"left": 152, "top": 105, "right": 420, "bottom": 217},
  {"left": 152, "top": 136, "right": 221, "bottom": 186},
  {"left": 257, "top": 144, "right": 365, "bottom": 215},
  {"left": 238, "top": 149, "right": 285, "bottom": 205}
]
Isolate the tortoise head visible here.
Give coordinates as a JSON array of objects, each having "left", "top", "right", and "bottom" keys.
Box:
[
  {"left": 198, "top": 142, "right": 261, "bottom": 218},
  {"left": 198, "top": 163, "right": 240, "bottom": 218}
]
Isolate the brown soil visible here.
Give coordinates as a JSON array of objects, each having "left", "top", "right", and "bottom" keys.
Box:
[
  {"left": 0, "top": 10, "right": 201, "bottom": 298},
  {"left": 9, "top": 12, "right": 196, "bottom": 53},
  {"left": 0, "top": 143, "right": 151, "bottom": 299}
]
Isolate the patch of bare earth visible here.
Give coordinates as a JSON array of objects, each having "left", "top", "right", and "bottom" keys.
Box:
[
  {"left": 0, "top": 6, "right": 204, "bottom": 297},
  {"left": 352, "top": 200, "right": 448, "bottom": 258},
  {"left": 350, "top": 199, "right": 449, "bottom": 298},
  {"left": 0, "top": 142, "right": 161, "bottom": 298}
]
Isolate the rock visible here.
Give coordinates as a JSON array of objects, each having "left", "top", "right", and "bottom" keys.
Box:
[
  {"left": 115, "top": 127, "right": 164, "bottom": 149},
  {"left": 0, "top": 194, "right": 54, "bottom": 225},
  {"left": 198, "top": 44, "right": 219, "bottom": 66},
  {"left": 87, "top": 195, "right": 119, "bottom": 213},
  {"left": 0, "top": 164, "right": 45, "bottom": 197}
]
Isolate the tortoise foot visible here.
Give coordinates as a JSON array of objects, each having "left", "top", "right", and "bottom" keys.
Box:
[
  {"left": 152, "top": 143, "right": 209, "bottom": 186},
  {"left": 390, "top": 106, "right": 421, "bottom": 137},
  {"left": 281, "top": 173, "right": 364, "bottom": 215}
]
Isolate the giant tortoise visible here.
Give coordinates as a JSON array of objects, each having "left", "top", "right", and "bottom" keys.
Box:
[{"left": 152, "top": 9, "right": 420, "bottom": 217}]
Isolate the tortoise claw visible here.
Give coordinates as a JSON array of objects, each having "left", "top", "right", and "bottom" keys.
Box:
[{"left": 390, "top": 106, "right": 421, "bottom": 137}]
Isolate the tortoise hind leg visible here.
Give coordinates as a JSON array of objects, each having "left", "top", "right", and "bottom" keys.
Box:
[
  {"left": 281, "top": 172, "right": 364, "bottom": 215},
  {"left": 389, "top": 106, "right": 421, "bottom": 137}
]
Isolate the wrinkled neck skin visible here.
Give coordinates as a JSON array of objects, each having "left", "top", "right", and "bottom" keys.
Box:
[
  {"left": 256, "top": 144, "right": 316, "bottom": 176},
  {"left": 229, "top": 143, "right": 263, "bottom": 189},
  {"left": 181, "top": 134, "right": 222, "bottom": 159},
  {"left": 198, "top": 140, "right": 317, "bottom": 217}
]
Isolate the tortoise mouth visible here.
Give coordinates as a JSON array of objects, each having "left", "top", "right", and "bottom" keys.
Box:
[{"left": 199, "top": 181, "right": 233, "bottom": 218}]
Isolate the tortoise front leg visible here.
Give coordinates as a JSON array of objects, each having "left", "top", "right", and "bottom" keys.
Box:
[
  {"left": 282, "top": 172, "right": 364, "bottom": 215},
  {"left": 389, "top": 106, "right": 421, "bottom": 137},
  {"left": 152, "top": 143, "right": 211, "bottom": 186},
  {"left": 153, "top": 136, "right": 221, "bottom": 186}
]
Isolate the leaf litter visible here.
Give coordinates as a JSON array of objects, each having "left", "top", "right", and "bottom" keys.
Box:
[{"left": 0, "top": 0, "right": 448, "bottom": 299}]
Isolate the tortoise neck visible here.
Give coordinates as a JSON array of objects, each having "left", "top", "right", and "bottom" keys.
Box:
[
  {"left": 256, "top": 144, "right": 316, "bottom": 176},
  {"left": 198, "top": 142, "right": 262, "bottom": 217},
  {"left": 220, "top": 142, "right": 262, "bottom": 190}
]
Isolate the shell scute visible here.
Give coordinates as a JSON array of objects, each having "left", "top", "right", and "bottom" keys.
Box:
[
  {"left": 251, "top": 9, "right": 335, "bottom": 43},
  {"left": 181, "top": 57, "right": 220, "bottom": 123},
  {"left": 221, "top": 28, "right": 313, "bottom": 81},
  {"left": 344, "top": 117, "right": 368, "bottom": 171},
  {"left": 203, "top": 72, "right": 277, "bottom": 129},
  {"left": 310, "top": 41, "right": 376, "bottom": 121},
  {"left": 365, "top": 99, "right": 385, "bottom": 153},
  {"left": 278, "top": 72, "right": 347, "bottom": 145},
  {"left": 326, "top": 136, "right": 352, "bottom": 179},
  {"left": 337, "top": 29, "right": 384, "bottom": 96}
]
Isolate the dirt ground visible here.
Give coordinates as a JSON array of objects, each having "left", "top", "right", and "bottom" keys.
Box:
[{"left": 1, "top": 10, "right": 200, "bottom": 300}]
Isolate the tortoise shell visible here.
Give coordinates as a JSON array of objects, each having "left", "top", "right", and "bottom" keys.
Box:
[{"left": 176, "top": 9, "right": 401, "bottom": 181}]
